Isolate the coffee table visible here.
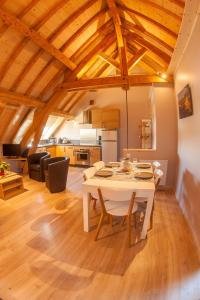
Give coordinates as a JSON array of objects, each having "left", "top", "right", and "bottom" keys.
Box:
[{"left": 0, "top": 172, "right": 24, "bottom": 200}]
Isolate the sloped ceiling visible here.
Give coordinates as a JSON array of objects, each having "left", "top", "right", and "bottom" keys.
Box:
[{"left": 0, "top": 0, "right": 185, "bottom": 146}]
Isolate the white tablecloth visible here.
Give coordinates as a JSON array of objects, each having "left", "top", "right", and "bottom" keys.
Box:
[{"left": 82, "top": 164, "right": 155, "bottom": 240}]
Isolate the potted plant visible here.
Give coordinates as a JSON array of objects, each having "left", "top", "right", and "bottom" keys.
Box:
[{"left": 0, "top": 161, "right": 10, "bottom": 176}]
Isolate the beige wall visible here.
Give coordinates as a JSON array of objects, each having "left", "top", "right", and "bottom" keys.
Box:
[
  {"left": 174, "top": 15, "right": 200, "bottom": 248},
  {"left": 75, "top": 85, "right": 177, "bottom": 187},
  {"left": 75, "top": 86, "right": 152, "bottom": 150},
  {"left": 123, "top": 86, "right": 178, "bottom": 187}
]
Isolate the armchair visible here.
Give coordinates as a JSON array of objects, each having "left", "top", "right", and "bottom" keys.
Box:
[
  {"left": 27, "top": 152, "right": 50, "bottom": 182},
  {"left": 43, "top": 157, "right": 70, "bottom": 193}
]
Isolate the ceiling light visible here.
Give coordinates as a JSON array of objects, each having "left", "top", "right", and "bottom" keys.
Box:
[{"left": 157, "top": 72, "right": 167, "bottom": 79}]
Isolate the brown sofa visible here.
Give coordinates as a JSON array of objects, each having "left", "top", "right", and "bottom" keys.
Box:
[
  {"left": 27, "top": 152, "right": 50, "bottom": 182},
  {"left": 43, "top": 157, "right": 70, "bottom": 193}
]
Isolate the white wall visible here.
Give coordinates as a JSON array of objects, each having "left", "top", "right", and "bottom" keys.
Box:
[{"left": 174, "top": 14, "right": 200, "bottom": 248}]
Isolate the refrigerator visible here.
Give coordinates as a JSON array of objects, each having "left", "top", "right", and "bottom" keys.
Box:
[{"left": 101, "top": 130, "right": 118, "bottom": 163}]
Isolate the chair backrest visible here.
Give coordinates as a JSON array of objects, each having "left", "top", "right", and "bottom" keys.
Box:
[
  {"left": 93, "top": 161, "right": 105, "bottom": 170},
  {"left": 152, "top": 161, "right": 161, "bottom": 170},
  {"left": 83, "top": 167, "right": 96, "bottom": 181},
  {"left": 154, "top": 168, "right": 164, "bottom": 189},
  {"left": 98, "top": 186, "right": 136, "bottom": 202},
  {"left": 98, "top": 187, "right": 136, "bottom": 215}
]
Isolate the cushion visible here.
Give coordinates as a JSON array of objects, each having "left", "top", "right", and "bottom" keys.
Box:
[{"left": 30, "top": 163, "right": 40, "bottom": 171}]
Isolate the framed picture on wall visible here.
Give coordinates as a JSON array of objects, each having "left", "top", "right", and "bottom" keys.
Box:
[{"left": 178, "top": 84, "right": 193, "bottom": 119}]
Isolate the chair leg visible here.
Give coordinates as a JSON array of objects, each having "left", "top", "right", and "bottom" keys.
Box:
[
  {"left": 109, "top": 214, "right": 113, "bottom": 227},
  {"left": 121, "top": 215, "right": 126, "bottom": 226},
  {"left": 95, "top": 213, "right": 105, "bottom": 241},
  {"left": 127, "top": 215, "right": 132, "bottom": 247},
  {"left": 149, "top": 202, "right": 154, "bottom": 231},
  {"left": 92, "top": 198, "right": 97, "bottom": 210}
]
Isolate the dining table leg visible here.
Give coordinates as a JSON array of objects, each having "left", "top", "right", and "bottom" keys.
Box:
[
  {"left": 83, "top": 191, "right": 90, "bottom": 232},
  {"left": 140, "top": 192, "right": 154, "bottom": 239}
]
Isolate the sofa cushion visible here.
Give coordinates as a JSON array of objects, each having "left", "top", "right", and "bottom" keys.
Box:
[{"left": 30, "top": 164, "right": 40, "bottom": 171}]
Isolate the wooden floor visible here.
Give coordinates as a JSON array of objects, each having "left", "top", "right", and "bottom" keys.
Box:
[{"left": 0, "top": 167, "right": 200, "bottom": 300}]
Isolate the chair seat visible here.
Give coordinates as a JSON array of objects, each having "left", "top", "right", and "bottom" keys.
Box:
[
  {"left": 30, "top": 163, "right": 40, "bottom": 171},
  {"left": 105, "top": 200, "right": 138, "bottom": 216}
]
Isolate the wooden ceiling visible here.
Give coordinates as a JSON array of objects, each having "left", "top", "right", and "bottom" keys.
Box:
[{"left": 0, "top": 0, "right": 185, "bottom": 147}]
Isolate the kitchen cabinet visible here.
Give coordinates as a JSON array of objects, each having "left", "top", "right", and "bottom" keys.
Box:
[
  {"left": 56, "top": 146, "right": 75, "bottom": 164},
  {"left": 91, "top": 109, "right": 120, "bottom": 129},
  {"left": 47, "top": 146, "right": 56, "bottom": 157},
  {"left": 65, "top": 146, "right": 75, "bottom": 165},
  {"left": 90, "top": 147, "right": 101, "bottom": 165},
  {"left": 36, "top": 146, "right": 56, "bottom": 157}
]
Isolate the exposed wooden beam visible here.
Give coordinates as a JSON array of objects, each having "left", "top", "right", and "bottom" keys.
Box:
[
  {"left": 60, "top": 76, "right": 126, "bottom": 91},
  {"left": 59, "top": 75, "right": 173, "bottom": 91},
  {"left": 168, "top": 0, "right": 185, "bottom": 8},
  {"left": 0, "top": 8, "right": 76, "bottom": 71},
  {"left": 0, "top": 103, "right": 18, "bottom": 110},
  {"left": 48, "top": 0, "right": 98, "bottom": 43},
  {"left": 0, "top": 88, "right": 44, "bottom": 108},
  {"left": 137, "top": 0, "right": 182, "bottom": 21},
  {"left": 128, "top": 48, "right": 147, "bottom": 71},
  {"left": 127, "top": 43, "right": 166, "bottom": 73},
  {"left": 127, "top": 32, "right": 171, "bottom": 66},
  {"left": 60, "top": 9, "right": 108, "bottom": 53},
  {"left": 21, "top": 90, "right": 68, "bottom": 151},
  {"left": 118, "top": 3, "right": 178, "bottom": 39},
  {"left": 106, "top": 0, "right": 123, "bottom": 47},
  {"left": 122, "top": 18, "right": 174, "bottom": 54},
  {"left": 106, "top": 0, "right": 128, "bottom": 78},
  {"left": 50, "top": 110, "right": 73, "bottom": 119},
  {"left": 67, "top": 33, "right": 116, "bottom": 80},
  {"left": 98, "top": 51, "right": 120, "bottom": 70},
  {"left": 0, "top": 88, "right": 71, "bottom": 119}
]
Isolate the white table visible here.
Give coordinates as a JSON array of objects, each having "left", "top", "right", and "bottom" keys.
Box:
[{"left": 82, "top": 166, "right": 155, "bottom": 240}]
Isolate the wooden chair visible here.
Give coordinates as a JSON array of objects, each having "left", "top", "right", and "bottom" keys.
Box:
[
  {"left": 93, "top": 161, "right": 105, "bottom": 170},
  {"left": 152, "top": 161, "right": 161, "bottom": 171},
  {"left": 95, "top": 187, "right": 137, "bottom": 247},
  {"left": 83, "top": 167, "right": 98, "bottom": 209},
  {"left": 136, "top": 168, "right": 164, "bottom": 230}
]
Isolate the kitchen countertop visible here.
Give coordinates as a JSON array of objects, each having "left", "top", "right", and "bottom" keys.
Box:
[{"left": 37, "top": 141, "right": 101, "bottom": 148}]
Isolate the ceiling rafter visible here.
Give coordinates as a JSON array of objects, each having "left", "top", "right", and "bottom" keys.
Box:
[
  {"left": 128, "top": 48, "right": 147, "bottom": 71},
  {"left": 0, "top": 88, "right": 72, "bottom": 120},
  {"left": 121, "top": 17, "right": 174, "bottom": 53},
  {"left": 168, "top": 0, "right": 185, "bottom": 8},
  {"left": 0, "top": 0, "right": 41, "bottom": 39},
  {"left": 48, "top": 0, "right": 98, "bottom": 43},
  {"left": 106, "top": 0, "right": 128, "bottom": 79},
  {"left": 8, "top": 1, "right": 106, "bottom": 93},
  {"left": 25, "top": 58, "right": 55, "bottom": 96},
  {"left": 127, "top": 43, "right": 166, "bottom": 73},
  {"left": 118, "top": 2, "right": 178, "bottom": 39},
  {"left": 132, "top": 0, "right": 182, "bottom": 21},
  {"left": 60, "top": 8, "right": 108, "bottom": 53},
  {"left": 0, "top": 8, "right": 76, "bottom": 74},
  {"left": 39, "top": 69, "right": 64, "bottom": 99},
  {"left": 39, "top": 20, "right": 114, "bottom": 99},
  {"left": 0, "top": 0, "right": 72, "bottom": 84},
  {"left": 64, "top": 92, "right": 86, "bottom": 113},
  {"left": 98, "top": 51, "right": 120, "bottom": 71},
  {"left": 127, "top": 32, "right": 171, "bottom": 66},
  {"left": 59, "top": 74, "right": 173, "bottom": 91},
  {"left": 67, "top": 32, "right": 116, "bottom": 80},
  {"left": 0, "top": 88, "right": 44, "bottom": 108}
]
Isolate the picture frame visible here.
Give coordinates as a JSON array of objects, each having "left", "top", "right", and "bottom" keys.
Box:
[{"left": 178, "top": 84, "right": 193, "bottom": 119}]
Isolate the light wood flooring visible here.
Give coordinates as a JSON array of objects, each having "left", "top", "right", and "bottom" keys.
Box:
[{"left": 0, "top": 167, "right": 200, "bottom": 300}]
